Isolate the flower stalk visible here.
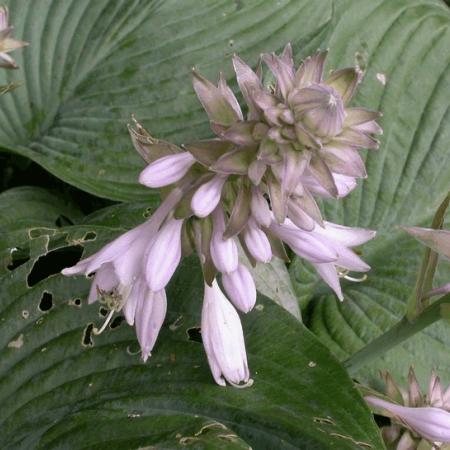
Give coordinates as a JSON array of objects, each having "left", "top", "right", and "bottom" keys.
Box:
[{"left": 345, "top": 292, "right": 450, "bottom": 374}]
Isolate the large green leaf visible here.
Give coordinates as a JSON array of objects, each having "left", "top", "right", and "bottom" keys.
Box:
[
  {"left": 0, "top": 188, "right": 384, "bottom": 449},
  {"left": 292, "top": 0, "right": 450, "bottom": 388},
  {"left": 0, "top": 0, "right": 332, "bottom": 201}
]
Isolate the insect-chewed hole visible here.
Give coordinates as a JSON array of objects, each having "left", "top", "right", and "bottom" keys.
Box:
[
  {"left": 187, "top": 327, "right": 202, "bottom": 343},
  {"left": 82, "top": 323, "right": 94, "bottom": 347},
  {"left": 74, "top": 298, "right": 81, "bottom": 306},
  {"left": 99, "top": 307, "right": 108, "bottom": 317},
  {"left": 7, "top": 246, "right": 30, "bottom": 271},
  {"left": 39, "top": 292, "right": 53, "bottom": 312},
  {"left": 27, "top": 245, "right": 84, "bottom": 287},
  {"left": 110, "top": 316, "right": 125, "bottom": 329},
  {"left": 83, "top": 231, "right": 97, "bottom": 241}
]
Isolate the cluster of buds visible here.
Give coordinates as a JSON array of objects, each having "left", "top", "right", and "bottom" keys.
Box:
[
  {"left": 365, "top": 369, "right": 450, "bottom": 448},
  {"left": 63, "top": 44, "right": 380, "bottom": 387},
  {"left": 0, "top": 6, "right": 27, "bottom": 69}
]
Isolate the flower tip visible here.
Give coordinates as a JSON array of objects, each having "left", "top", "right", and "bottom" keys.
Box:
[{"left": 141, "top": 349, "right": 151, "bottom": 362}]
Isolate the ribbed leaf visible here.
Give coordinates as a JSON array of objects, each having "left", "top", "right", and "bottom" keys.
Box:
[
  {"left": 0, "top": 189, "right": 384, "bottom": 449},
  {"left": 0, "top": 0, "right": 332, "bottom": 201},
  {"left": 292, "top": 0, "right": 450, "bottom": 388}
]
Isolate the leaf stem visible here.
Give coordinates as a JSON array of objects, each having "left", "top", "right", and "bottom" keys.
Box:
[{"left": 344, "top": 293, "right": 450, "bottom": 374}]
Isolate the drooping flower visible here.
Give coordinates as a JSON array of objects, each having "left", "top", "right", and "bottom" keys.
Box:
[
  {"left": 270, "top": 219, "right": 375, "bottom": 300},
  {"left": 365, "top": 369, "right": 450, "bottom": 448},
  {"left": 0, "top": 6, "right": 27, "bottom": 69},
  {"left": 62, "top": 189, "right": 184, "bottom": 359},
  {"left": 63, "top": 44, "right": 381, "bottom": 387},
  {"left": 201, "top": 280, "right": 251, "bottom": 387}
]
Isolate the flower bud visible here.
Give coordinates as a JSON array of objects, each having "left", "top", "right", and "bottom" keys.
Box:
[
  {"left": 210, "top": 206, "right": 239, "bottom": 273},
  {"left": 243, "top": 219, "right": 272, "bottom": 263},
  {"left": 250, "top": 187, "right": 271, "bottom": 227},
  {"left": 222, "top": 264, "right": 257, "bottom": 313},
  {"left": 139, "top": 152, "right": 195, "bottom": 188},
  {"left": 191, "top": 175, "right": 227, "bottom": 218},
  {"left": 135, "top": 289, "right": 167, "bottom": 362},
  {"left": 291, "top": 84, "right": 345, "bottom": 137}
]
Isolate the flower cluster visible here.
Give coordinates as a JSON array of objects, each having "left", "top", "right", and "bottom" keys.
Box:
[
  {"left": 63, "top": 44, "right": 380, "bottom": 387},
  {"left": 365, "top": 369, "right": 450, "bottom": 448},
  {"left": 0, "top": 6, "right": 27, "bottom": 69}
]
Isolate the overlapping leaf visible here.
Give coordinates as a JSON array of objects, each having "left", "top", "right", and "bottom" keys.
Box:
[
  {"left": 292, "top": 0, "right": 450, "bottom": 388},
  {"left": 0, "top": 189, "right": 384, "bottom": 449},
  {"left": 0, "top": 0, "right": 332, "bottom": 201}
]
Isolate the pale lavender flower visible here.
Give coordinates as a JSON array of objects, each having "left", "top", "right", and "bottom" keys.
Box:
[
  {"left": 271, "top": 219, "right": 375, "bottom": 301},
  {"left": 62, "top": 190, "right": 183, "bottom": 360},
  {"left": 210, "top": 205, "right": 239, "bottom": 273},
  {"left": 139, "top": 152, "right": 195, "bottom": 188},
  {"left": 243, "top": 218, "right": 272, "bottom": 263},
  {"left": 366, "top": 369, "right": 450, "bottom": 448},
  {"left": 366, "top": 396, "right": 450, "bottom": 444},
  {"left": 191, "top": 174, "right": 227, "bottom": 218},
  {"left": 63, "top": 43, "right": 381, "bottom": 387},
  {"left": 145, "top": 217, "right": 183, "bottom": 291},
  {"left": 135, "top": 288, "right": 167, "bottom": 361},
  {"left": 0, "top": 6, "right": 27, "bottom": 69},
  {"left": 222, "top": 263, "right": 257, "bottom": 313},
  {"left": 201, "top": 280, "right": 252, "bottom": 387}
]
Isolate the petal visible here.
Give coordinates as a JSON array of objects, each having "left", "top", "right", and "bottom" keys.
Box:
[
  {"left": 318, "top": 222, "right": 376, "bottom": 247},
  {"left": 192, "top": 69, "right": 242, "bottom": 126},
  {"left": 232, "top": 54, "right": 263, "bottom": 120},
  {"left": 145, "top": 218, "right": 183, "bottom": 291},
  {"left": 262, "top": 52, "right": 294, "bottom": 100},
  {"left": 326, "top": 67, "right": 360, "bottom": 105},
  {"left": 311, "top": 262, "right": 343, "bottom": 301},
  {"left": 294, "top": 50, "right": 328, "bottom": 88}
]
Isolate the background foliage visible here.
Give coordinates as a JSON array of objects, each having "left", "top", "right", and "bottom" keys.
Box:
[{"left": 1, "top": 0, "right": 450, "bottom": 448}]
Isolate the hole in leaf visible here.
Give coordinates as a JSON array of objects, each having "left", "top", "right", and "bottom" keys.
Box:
[
  {"left": 55, "top": 214, "right": 74, "bottom": 227},
  {"left": 74, "top": 298, "right": 81, "bottom": 306},
  {"left": 7, "top": 246, "right": 30, "bottom": 271},
  {"left": 27, "top": 245, "right": 83, "bottom": 287},
  {"left": 187, "top": 327, "right": 202, "bottom": 343},
  {"left": 83, "top": 231, "right": 97, "bottom": 241},
  {"left": 110, "top": 316, "right": 124, "bottom": 329},
  {"left": 143, "top": 207, "right": 152, "bottom": 218},
  {"left": 99, "top": 307, "right": 108, "bottom": 317},
  {"left": 82, "top": 323, "right": 94, "bottom": 347},
  {"left": 38, "top": 292, "right": 53, "bottom": 312}
]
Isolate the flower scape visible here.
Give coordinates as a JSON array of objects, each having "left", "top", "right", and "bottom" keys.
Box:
[{"left": 62, "top": 44, "right": 381, "bottom": 387}]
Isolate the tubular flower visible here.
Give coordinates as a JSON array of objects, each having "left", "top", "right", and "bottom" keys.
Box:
[
  {"left": 0, "top": 6, "right": 27, "bottom": 69},
  {"left": 63, "top": 44, "right": 381, "bottom": 387},
  {"left": 365, "top": 369, "right": 450, "bottom": 448},
  {"left": 201, "top": 280, "right": 251, "bottom": 387}
]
